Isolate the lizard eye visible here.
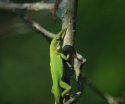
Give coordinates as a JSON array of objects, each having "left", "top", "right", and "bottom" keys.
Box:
[
  {"left": 56, "top": 38, "right": 60, "bottom": 41},
  {"left": 56, "top": 37, "right": 61, "bottom": 41}
]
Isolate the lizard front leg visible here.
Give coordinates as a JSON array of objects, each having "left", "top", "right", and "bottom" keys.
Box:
[{"left": 60, "top": 53, "right": 70, "bottom": 61}]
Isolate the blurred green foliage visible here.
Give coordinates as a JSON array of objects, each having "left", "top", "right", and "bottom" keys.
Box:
[{"left": 0, "top": 0, "right": 125, "bottom": 104}]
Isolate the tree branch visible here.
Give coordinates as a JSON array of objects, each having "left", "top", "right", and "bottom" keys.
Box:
[
  {"left": 0, "top": 1, "right": 93, "bottom": 104},
  {"left": 60, "top": 0, "right": 78, "bottom": 46},
  {"left": 0, "top": 1, "right": 55, "bottom": 12},
  {"left": 58, "top": 0, "right": 86, "bottom": 104},
  {"left": 1, "top": 1, "right": 123, "bottom": 104}
]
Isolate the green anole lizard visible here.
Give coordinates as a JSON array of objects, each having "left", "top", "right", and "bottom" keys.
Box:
[{"left": 50, "top": 29, "right": 71, "bottom": 104}]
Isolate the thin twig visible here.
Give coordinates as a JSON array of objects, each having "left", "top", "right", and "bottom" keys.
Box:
[
  {"left": 0, "top": 1, "right": 55, "bottom": 11},
  {"left": 22, "top": 15, "right": 55, "bottom": 40},
  {"left": 85, "top": 78, "right": 107, "bottom": 101},
  {"left": 64, "top": 91, "right": 82, "bottom": 104},
  {"left": 105, "top": 94, "right": 119, "bottom": 104},
  {"left": 84, "top": 77, "right": 119, "bottom": 104},
  {"left": 6, "top": 5, "right": 55, "bottom": 41}
]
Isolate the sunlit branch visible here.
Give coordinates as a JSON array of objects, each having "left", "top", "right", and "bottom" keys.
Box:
[{"left": 0, "top": 1, "right": 55, "bottom": 11}]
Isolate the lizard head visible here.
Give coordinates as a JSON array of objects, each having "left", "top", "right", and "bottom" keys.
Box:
[
  {"left": 55, "top": 29, "right": 67, "bottom": 51},
  {"left": 50, "top": 29, "right": 67, "bottom": 51}
]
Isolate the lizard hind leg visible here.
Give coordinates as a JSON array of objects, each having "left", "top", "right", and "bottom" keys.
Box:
[{"left": 59, "top": 80, "right": 71, "bottom": 97}]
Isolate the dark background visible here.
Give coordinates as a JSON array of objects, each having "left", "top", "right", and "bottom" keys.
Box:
[{"left": 0, "top": 0, "right": 125, "bottom": 104}]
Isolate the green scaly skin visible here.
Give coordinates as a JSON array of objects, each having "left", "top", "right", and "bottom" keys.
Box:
[{"left": 50, "top": 29, "right": 71, "bottom": 104}]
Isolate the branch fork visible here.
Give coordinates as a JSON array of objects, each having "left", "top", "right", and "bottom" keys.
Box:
[{"left": 0, "top": 1, "right": 122, "bottom": 104}]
